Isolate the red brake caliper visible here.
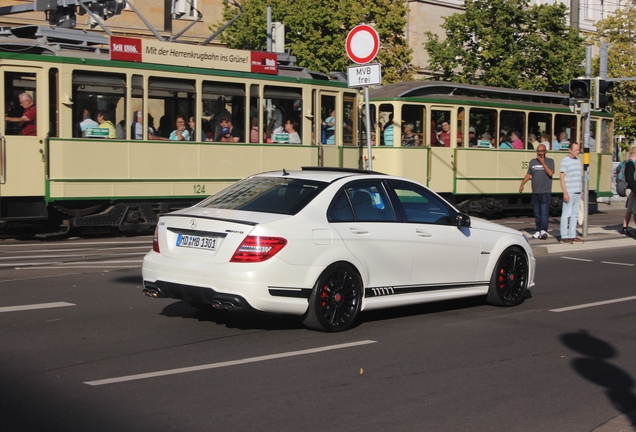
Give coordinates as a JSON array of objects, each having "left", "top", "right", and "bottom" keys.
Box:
[
  {"left": 321, "top": 285, "right": 329, "bottom": 307},
  {"left": 498, "top": 268, "right": 506, "bottom": 289}
]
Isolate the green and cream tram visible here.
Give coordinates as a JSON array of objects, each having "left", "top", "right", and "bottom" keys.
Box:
[
  {"left": 0, "top": 26, "right": 614, "bottom": 233},
  {"left": 352, "top": 82, "right": 614, "bottom": 215},
  {"left": 0, "top": 27, "right": 359, "bottom": 233}
]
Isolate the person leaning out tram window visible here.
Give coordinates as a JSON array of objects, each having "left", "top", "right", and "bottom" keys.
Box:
[{"left": 5, "top": 92, "right": 36, "bottom": 136}]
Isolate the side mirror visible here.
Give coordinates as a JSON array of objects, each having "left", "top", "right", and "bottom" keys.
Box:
[{"left": 456, "top": 213, "right": 471, "bottom": 228}]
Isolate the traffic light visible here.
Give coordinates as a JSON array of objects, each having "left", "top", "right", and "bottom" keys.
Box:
[
  {"left": 593, "top": 78, "right": 614, "bottom": 110},
  {"left": 560, "top": 83, "right": 571, "bottom": 106},
  {"left": 568, "top": 78, "right": 591, "bottom": 100}
]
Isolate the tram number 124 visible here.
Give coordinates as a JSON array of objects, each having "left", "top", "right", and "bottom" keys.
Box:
[{"left": 193, "top": 185, "right": 206, "bottom": 194}]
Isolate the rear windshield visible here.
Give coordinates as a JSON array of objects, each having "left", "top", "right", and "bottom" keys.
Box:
[{"left": 198, "top": 177, "right": 328, "bottom": 215}]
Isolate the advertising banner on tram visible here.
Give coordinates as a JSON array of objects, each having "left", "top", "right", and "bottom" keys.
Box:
[{"left": 109, "top": 36, "right": 277, "bottom": 75}]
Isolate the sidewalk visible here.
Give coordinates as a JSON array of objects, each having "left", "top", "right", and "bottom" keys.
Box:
[{"left": 503, "top": 199, "right": 636, "bottom": 256}]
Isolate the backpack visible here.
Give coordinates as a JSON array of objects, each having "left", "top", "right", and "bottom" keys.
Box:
[{"left": 616, "top": 160, "right": 636, "bottom": 197}]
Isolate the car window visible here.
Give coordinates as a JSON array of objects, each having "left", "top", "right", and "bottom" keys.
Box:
[
  {"left": 389, "top": 181, "right": 452, "bottom": 225},
  {"left": 329, "top": 181, "right": 396, "bottom": 222},
  {"left": 198, "top": 177, "right": 327, "bottom": 215}
]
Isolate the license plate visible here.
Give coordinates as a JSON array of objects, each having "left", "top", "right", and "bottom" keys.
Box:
[{"left": 176, "top": 234, "right": 217, "bottom": 250}]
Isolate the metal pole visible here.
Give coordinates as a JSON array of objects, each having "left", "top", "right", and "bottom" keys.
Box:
[
  {"left": 364, "top": 86, "right": 373, "bottom": 170},
  {"left": 266, "top": 5, "right": 272, "bottom": 52},
  {"left": 582, "top": 45, "right": 592, "bottom": 238},
  {"left": 600, "top": 42, "right": 608, "bottom": 80}
]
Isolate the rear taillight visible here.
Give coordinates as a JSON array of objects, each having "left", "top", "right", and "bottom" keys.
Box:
[
  {"left": 230, "top": 236, "right": 287, "bottom": 262},
  {"left": 152, "top": 226, "right": 160, "bottom": 253}
]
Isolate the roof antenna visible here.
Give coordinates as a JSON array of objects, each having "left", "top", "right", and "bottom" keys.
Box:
[{"left": 282, "top": 168, "right": 289, "bottom": 176}]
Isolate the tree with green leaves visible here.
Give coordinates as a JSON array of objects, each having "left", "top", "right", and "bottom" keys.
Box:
[
  {"left": 590, "top": 3, "right": 636, "bottom": 138},
  {"left": 213, "top": 0, "right": 415, "bottom": 83},
  {"left": 424, "top": 0, "right": 585, "bottom": 92}
]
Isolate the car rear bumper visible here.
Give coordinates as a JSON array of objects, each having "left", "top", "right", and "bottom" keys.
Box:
[{"left": 142, "top": 251, "right": 315, "bottom": 315}]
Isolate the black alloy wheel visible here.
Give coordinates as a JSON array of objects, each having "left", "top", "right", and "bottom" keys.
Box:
[
  {"left": 303, "top": 263, "right": 363, "bottom": 332},
  {"left": 487, "top": 247, "right": 528, "bottom": 307}
]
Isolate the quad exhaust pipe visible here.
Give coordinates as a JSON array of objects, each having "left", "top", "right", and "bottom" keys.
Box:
[{"left": 142, "top": 284, "right": 240, "bottom": 310}]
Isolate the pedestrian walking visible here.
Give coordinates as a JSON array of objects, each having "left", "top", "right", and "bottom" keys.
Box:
[
  {"left": 519, "top": 144, "right": 554, "bottom": 239},
  {"left": 559, "top": 142, "right": 583, "bottom": 243}
]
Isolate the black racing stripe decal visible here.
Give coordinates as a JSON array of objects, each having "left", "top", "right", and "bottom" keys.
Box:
[{"left": 365, "top": 282, "right": 489, "bottom": 298}]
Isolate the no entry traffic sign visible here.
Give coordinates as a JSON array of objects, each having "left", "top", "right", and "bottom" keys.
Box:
[{"left": 345, "top": 24, "right": 380, "bottom": 65}]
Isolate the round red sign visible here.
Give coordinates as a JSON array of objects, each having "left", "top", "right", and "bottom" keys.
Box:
[{"left": 345, "top": 25, "right": 380, "bottom": 65}]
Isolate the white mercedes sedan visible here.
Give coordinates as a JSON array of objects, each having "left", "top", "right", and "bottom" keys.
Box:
[{"left": 142, "top": 168, "right": 535, "bottom": 332}]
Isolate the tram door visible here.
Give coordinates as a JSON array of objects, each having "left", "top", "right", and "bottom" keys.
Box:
[
  {"left": 1, "top": 68, "right": 46, "bottom": 201},
  {"left": 428, "top": 107, "right": 457, "bottom": 193}
]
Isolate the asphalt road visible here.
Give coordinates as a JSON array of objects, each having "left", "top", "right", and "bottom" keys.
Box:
[{"left": 1, "top": 233, "right": 635, "bottom": 431}]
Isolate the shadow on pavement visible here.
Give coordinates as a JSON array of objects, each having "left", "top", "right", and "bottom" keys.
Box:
[
  {"left": 160, "top": 300, "right": 305, "bottom": 331},
  {"left": 560, "top": 330, "right": 636, "bottom": 427}
]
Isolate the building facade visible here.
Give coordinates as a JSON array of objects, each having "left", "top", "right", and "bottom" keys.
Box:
[{"left": 0, "top": 0, "right": 624, "bottom": 75}]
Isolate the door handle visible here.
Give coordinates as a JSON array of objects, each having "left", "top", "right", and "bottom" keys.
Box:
[
  {"left": 415, "top": 229, "right": 432, "bottom": 238},
  {"left": 349, "top": 227, "right": 369, "bottom": 235}
]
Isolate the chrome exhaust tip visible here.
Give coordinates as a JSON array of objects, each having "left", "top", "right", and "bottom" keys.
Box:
[
  {"left": 142, "top": 286, "right": 165, "bottom": 298},
  {"left": 223, "top": 302, "right": 234, "bottom": 310},
  {"left": 211, "top": 300, "right": 223, "bottom": 310}
]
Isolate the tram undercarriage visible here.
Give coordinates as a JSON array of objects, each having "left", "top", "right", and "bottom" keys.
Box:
[{"left": 450, "top": 193, "right": 598, "bottom": 218}]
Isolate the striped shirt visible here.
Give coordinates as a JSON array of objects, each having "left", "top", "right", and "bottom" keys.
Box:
[{"left": 560, "top": 155, "right": 582, "bottom": 194}]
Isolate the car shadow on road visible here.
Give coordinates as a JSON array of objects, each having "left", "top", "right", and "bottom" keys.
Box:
[
  {"left": 359, "top": 295, "right": 489, "bottom": 325},
  {"left": 560, "top": 330, "right": 636, "bottom": 427},
  {"left": 160, "top": 300, "right": 305, "bottom": 331}
]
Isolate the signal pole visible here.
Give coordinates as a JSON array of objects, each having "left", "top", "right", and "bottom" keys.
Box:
[{"left": 582, "top": 45, "right": 592, "bottom": 238}]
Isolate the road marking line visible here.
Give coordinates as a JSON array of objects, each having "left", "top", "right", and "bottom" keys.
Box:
[
  {"left": 0, "top": 302, "right": 75, "bottom": 313},
  {"left": 58, "top": 260, "right": 143, "bottom": 265},
  {"left": 550, "top": 295, "right": 636, "bottom": 313},
  {"left": 0, "top": 262, "right": 59, "bottom": 268},
  {"left": 4, "top": 246, "right": 150, "bottom": 254},
  {"left": 0, "top": 239, "right": 152, "bottom": 248},
  {"left": 562, "top": 257, "right": 593, "bottom": 262},
  {"left": 601, "top": 261, "right": 634, "bottom": 267},
  {"left": 0, "top": 252, "right": 146, "bottom": 261},
  {"left": 14, "top": 265, "right": 141, "bottom": 270},
  {"left": 84, "top": 340, "right": 378, "bottom": 386}
]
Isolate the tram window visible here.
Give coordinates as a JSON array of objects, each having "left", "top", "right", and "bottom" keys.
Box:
[
  {"left": 249, "top": 84, "right": 260, "bottom": 143},
  {"left": 585, "top": 120, "right": 599, "bottom": 152},
  {"left": 343, "top": 95, "right": 356, "bottom": 146},
  {"left": 3, "top": 71, "right": 37, "bottom": 136},
  {"left": 402, "top": 105, "right": 425, "bottom": 147},
  {"left": 320, "top": 95, "right": 336, "bottom": 145},
  {"left": 148, "top": 76, "right": 196, "bottom": 141},
  {"left": 379, "top": 104, "right": 395, "bottom": 146},
  {"left": 528, "top": 112, "right": 552, "bottom": 150},
  {"left": 601, "top": 119, "right": 612, "bottom": 155},
  {"left": 555, "top": 114, "right": 577, "bottom": 150},
  {"left": 131, "top": 75, "right": 143, "bottom": 139},
  {"left": 73, "top": 71, "right": 126, "bottom": 139},
  {"left": 49, "top": 68, "right": 59, "bottom": 138},
  {"left": 265, "top": 85, "right": 302, "bottom": 144},
  {"left": 203, "top": 81, "right": 246, "bottom": 142},
  {"left": 468, "top": 108, "right": 497, "bottom": 148},
  {"left": 500, "top": 110, "right": 526, "bottom": 149},
  {"left": 431, "top": 110, "right": 455, "bottom": 147},
  {"left": 365, "top": 103, "right": 377, "bottom": 147}
]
